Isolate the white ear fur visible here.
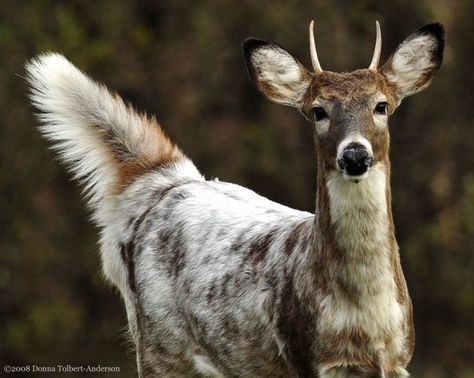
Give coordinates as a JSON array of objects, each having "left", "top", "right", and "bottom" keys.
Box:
[
  {"left": 381, "top": 23, "right": 444, "bottom": 101},
  {"left": 244, "top": 39, "right": 312, "bottom": 107}
]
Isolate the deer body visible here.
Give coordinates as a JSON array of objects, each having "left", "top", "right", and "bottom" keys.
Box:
[{"left": 26, "top": 22, "right": 444, "bottom": 377}]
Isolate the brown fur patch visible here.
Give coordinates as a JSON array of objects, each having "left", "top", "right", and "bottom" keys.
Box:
[
  {"left": 302, "top": 70, "right": 398, "bottom": 116},
  {"left": 116, "top": 117, "right": 185, "bottom": 187}
]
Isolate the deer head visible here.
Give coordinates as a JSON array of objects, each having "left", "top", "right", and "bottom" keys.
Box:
[{"left": 244, "top": 22, "right": 444, "bottom": 182}]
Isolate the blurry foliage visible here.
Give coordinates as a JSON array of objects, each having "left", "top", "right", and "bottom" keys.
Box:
[{"left": 0, "top": 1, "right": 473, "bottom": 377}]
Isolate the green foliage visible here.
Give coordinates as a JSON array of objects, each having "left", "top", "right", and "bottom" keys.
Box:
[{"left": 0, "top": 1, "right": 472, "bottom": 376}]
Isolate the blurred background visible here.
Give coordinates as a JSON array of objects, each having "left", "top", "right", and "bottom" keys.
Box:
[{"left": 0, "top": 1, "right": 472, "bottom": 377}]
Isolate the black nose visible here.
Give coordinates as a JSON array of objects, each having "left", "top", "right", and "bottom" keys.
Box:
[{"left": 337, "top": 143, "right": 374, "bottom": 176}]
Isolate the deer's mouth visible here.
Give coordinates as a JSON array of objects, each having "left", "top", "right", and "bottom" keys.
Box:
[{"left": 341, "top": 170, "right": 369, "bottom": 183}]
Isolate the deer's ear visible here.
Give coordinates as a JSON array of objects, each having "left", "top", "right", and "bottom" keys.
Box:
[
  {"left": 381, "top": 23, "right": 444, "bottom": 102},
  {"left": 244, "top": 39, "right": 312, "bottom": 107}
]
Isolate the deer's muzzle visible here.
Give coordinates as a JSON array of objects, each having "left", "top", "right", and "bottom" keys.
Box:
[{"left": 337, "top": 142, "right": 374, "bottom": 177}]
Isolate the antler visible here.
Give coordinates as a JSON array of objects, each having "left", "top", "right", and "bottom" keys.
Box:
[
  {"left": 309, "top": 20, "right": 323, "bottom": 73},
  {"left": 368, "top": 21, "right": 382, "bottom": 70}
]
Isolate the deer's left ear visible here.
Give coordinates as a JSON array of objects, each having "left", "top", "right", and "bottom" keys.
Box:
[
  {"left": 381, "top": 23, "right": 444, "bottom": 102},
  {"left": 244, "top": 39, "right": 312, "bottom": 108}
]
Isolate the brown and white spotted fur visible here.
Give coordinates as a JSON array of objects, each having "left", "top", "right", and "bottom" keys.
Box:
[{"left": 26, "top": 22, "right": 444, "bottom": 377}]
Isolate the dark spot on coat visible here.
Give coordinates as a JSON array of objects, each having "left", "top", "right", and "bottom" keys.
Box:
[
  {"left": 284, "top": 221, "right": 306, "bottom": 256},
  {"left": 248, "top": 229, "right": 276, "bottom": 266},
  {"left": 219, "top": 272, "right": 233, "bottom": 298},
  {"left": 168, "top": 228, "right": 186, "bottom": 279},
  {"left": 206, "top": 278, "right": 218, "bottom": 304},
  {"left": 120, "top": 240, "right": 137, "bottom": 293},
  {"left": 276, "top": 273, "right": 315, "bottom": 377}
]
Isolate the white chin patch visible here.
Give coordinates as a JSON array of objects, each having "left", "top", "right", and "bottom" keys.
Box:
[{"left": 342, "top": 170, "right": 369, "bottom": 183}]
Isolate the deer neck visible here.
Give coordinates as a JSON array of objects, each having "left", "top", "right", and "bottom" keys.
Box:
[{"left": 313, "top": 159, "right": 397, "bottom": 295}]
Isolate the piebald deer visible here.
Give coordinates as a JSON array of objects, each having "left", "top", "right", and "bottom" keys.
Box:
[{"left": 26, "top": 21, "right": 444, "bottom": 377}]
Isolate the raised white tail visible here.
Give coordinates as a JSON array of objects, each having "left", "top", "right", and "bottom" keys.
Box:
[{"left": 26, "top": 53, "right": 193, "bottom": 226}]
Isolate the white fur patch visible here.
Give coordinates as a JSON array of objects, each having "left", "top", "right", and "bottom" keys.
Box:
[
  {"left": 192, "top": 355, "right": 224, "bottom": 377},
  {"left": 314, "top": 118, "right": 330, "bottom": 135},
  {"left": 327, "top": 163, "right": 387, "bottom": 226},
  {"left": 26, "top": 53, "right": 120, "bottom": 226},
  {"left": 373, "top": 111, "right": 388, "bottom": 129}
]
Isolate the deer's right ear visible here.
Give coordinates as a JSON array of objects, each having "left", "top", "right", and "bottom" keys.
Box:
[{"left": 243, "top": 39, "right": 312, "bottom": 108}]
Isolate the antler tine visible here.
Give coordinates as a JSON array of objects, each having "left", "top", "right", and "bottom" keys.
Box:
[
  {"left": 368, "top": 21, "right": 382, "bottom": 70},
  {"left": 309, "top": 20, "right": 323, "bottom": 73}
]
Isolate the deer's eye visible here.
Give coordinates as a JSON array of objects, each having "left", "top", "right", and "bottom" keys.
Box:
[
  {"left": 374, "top": 102, "right": 388, "bottom": 115},
  {"left": 313, "top": 107, "right": 328, "bottom": 121}
]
